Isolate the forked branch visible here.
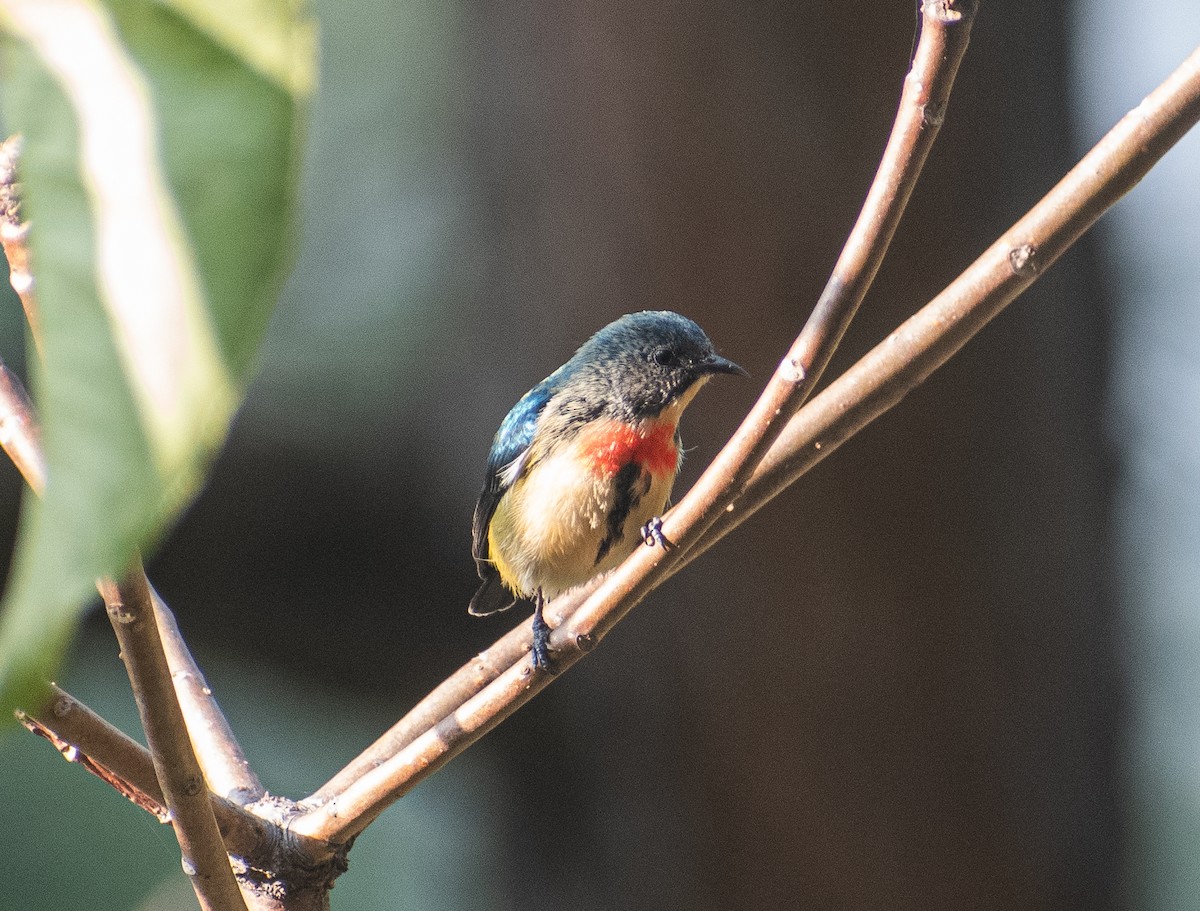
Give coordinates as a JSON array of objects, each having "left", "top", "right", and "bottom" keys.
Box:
[
  {"left": 294, "top": 33, "right": 1200, "bottom": 851},
  {"left": 2, "top": 135, "right": 258, "bottom": 910},
  {"left": 685, "top": 41, "right": 1200, "bottom": 572},
  {"left": 100, "top": 568, "right": 250, "bottom": 911},
  {"left": 17, "top": 683, "right": 268, "bottom": 850},
  {"left": 0, "top": 136, "right": 41, "bottom": 352},
  {"left": 292, "top": 0, "right": 981, "bottom": 843},
  {"left": 18, "top": 684, "right": 169, "bottom": 820},
  {"left": 5, "top": 11, "right": 1199, "bottom": 911}
]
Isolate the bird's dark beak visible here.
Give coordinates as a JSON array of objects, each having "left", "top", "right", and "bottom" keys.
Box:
[{"left": 700, "top": 353, "right": 749, "bottom": 378}]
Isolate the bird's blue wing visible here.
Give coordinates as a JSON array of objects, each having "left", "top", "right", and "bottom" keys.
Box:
[{"left": 471, "top": 380, "right": 553, "bottom": 573}]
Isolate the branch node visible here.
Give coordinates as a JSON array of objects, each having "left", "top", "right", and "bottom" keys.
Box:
[
  {"left": 295, "top": 0, "right": 985, "bottom": 833},
  {"left": 780, "top": 357, "right": 807, "bottom": 385},
  {"left": 921, "top": 100, "right": 947, "bottom": 128},
  {"left": 1008, "top": 243, "right": 1040, "bottom": 276},
  {"left": 924, "top": 0, "right": 966, "bottom": 24},
  {"left": 107, "top": 604, "right": 136, "bottom": 624},
  {"left": 0, "top": 135, "right": 23, "bottom": 222}
]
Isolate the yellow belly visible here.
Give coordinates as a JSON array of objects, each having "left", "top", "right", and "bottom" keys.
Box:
[{"left": 487, "top": 445, "right": 676, "bottom": 600}]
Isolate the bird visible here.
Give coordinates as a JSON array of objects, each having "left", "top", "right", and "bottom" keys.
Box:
[{"left": 469, "top": 310, "right": 745, "bottom": 671}]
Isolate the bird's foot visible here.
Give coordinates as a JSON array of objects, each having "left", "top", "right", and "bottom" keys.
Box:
[
  {"left": 641, "top": 516, "right": 674, "bottom": 550},
  {"left": 531, "top": 603, "right": 557, "bottom": 674}
]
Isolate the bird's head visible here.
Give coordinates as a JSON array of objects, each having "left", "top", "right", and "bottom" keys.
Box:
[{"left": 559, "top": 311, "right": 746, "bottom": 423}]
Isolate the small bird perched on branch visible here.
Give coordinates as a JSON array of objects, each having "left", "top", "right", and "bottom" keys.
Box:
[{"left": 470, "top": 310, "right": 745, "bottom": 670}]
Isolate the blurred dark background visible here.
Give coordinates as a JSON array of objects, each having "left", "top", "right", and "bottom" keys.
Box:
[{"left": 3, "top": 2, "right": 1199, "bottom": 909}]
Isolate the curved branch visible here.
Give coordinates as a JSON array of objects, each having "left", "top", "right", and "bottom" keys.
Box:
[
  {"left": 295, "top": 0, "right": 980, "bottom": 841},
  {"left": 151, "top": 586, "right": 263, "bottom": 804},
  {"left": 296, "top": 32, "right": 1200, "bottom": 850},
  {"left": 0, "top": 133, "right": 263, "bottom": 804},
  {"left": 101, "top": 567, "right": 249, "bottom": 911},
  {"left": 0, "top": 135, "right": 42, "bottom": 353},
  {"left": 18, "top": 684, "right": 270, "bottom": 850},
  {"left": 781, "top": 0, "right": 979, "bottom": 415},
  {"left": 681, "top": 41, "right": 1200, "bottom": 573},
  {"left": 0, "top": 362, "right": 46, "bottom": 494},
  {"left": 18, "top": 684, "right": 169, "bottom": 820}
]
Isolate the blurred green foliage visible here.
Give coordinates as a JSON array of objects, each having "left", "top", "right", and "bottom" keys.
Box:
[
  {"left": 0, "top": 0, "right": 312, "bottom": 717},
  {"left": 0, "top": 0, "right": 505, "bottom": 905}
]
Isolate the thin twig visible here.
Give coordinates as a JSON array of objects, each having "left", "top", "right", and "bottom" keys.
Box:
[
  {"left": 771, "top": 0, "right": 978, "bottom": 425},
  {"left": 0, "top": 132, "right": 262, "bottom": 803},
  {"left": 18, "top": 684, "right": 169, "bottom": 820},
  {"left": 151, "top": 586, "right": 264, "bottom": 804},
  {"left": 675, "top": 41, "right": 1200, "bottom": 576},
  {"left": 0, "top": 361, "right": 45, "bottom": 493},
  {"left": 559, "top": 0, "right": 978, "bottom": 630},
  {"left": 298, "top": 1, "right": 979, "bottom": 824},
  {"left": 291, "top": 638, "right": 568, "bottom": 842},
  {"left": 296, "top": 35, "right": 1200, "bottom": 849},
  {"left": 303, "top": 614, "right": 560, "bottom": 807},
  {"left": 102, "top": 566, "right": 250, "bottom": 911},
  {"left": 18, "top": 683, "right": 272, "bottom": 851},
  {"left": 0, "top": 135, "right": 42, "bottom": 354},
  {"left": 0, "top": 138, "right": 47, "bottom": 492}
]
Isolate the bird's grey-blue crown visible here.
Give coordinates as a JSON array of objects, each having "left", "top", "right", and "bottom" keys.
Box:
[{"left": 549, "top": 310, "right": 740, "bottom": 422}]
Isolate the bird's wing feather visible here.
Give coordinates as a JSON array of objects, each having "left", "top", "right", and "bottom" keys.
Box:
[
  {"left": 471, "top": 380, "right": 554, "bottom": 574},
  {"left": 468, "top": 566, "right": 516, "bottom": 616}
]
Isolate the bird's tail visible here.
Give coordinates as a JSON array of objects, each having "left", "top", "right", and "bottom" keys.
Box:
[{"left": 469, "top": 570, "right": 517, "bottom": 616}]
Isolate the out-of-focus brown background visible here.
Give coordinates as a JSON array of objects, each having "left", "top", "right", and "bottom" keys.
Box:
[{"left": 7, "top": 2, "right": 1200, "bottom": 910}]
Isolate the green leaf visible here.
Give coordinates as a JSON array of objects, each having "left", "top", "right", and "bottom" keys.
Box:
[{"left": 0, "top": 0, "right": 314, "bottom": 718}]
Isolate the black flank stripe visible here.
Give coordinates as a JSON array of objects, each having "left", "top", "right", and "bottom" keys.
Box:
[{"left": 595, "top": 462, "right": 646, "bottom": 565}]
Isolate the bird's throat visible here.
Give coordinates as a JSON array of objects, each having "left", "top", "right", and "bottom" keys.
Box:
[{"left": 577, "top": 418, "right": 679, "bottom": 478}]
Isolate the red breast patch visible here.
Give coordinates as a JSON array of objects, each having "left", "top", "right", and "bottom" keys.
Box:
[{"left": 578, "top": 420, "right": 679, "bottom": 478}]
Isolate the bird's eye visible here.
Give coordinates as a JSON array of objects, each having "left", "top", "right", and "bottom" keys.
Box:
[{"left": 652, "top": 346, "right": 677, "bottom": 368}]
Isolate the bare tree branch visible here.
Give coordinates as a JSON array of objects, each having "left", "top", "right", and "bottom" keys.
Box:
[
  {"left": 101, "top": 566, "right": 249, "bottom": 911},
  {"left": 294, "top": 31, "right": 1200, "bottom": 851},
  {"left": 562, "top": 45, "right": 1200, "bottom": 650},
  {"left": 18, "top": 683, "right": 273, "bottom": 851},
  {"left": 0, "top": 361, "right": 45, "bottom": 494},
  {"left": 0, "top": 133, "right": 262, "bottom": 803},
  {"left": 294, "top": 0, "right": 980, "bottom": 841},
  {"left": 0, "top": 132, "right": 330, "bottom": 903},
  {"left": 151, "top": 586, "right": 264, "bottom": 804},
  {"left": 291, "top": 639, "right": 569, "bottom": 842},
  {"left": 303, "top": 620, "right": 532, "bottom": 806},
  {"left": 18, "top": 684, "right": 169, "bottom": 820},
  {"left": 678, "top": 41, "right": 1200, "bottom": 575},
  {"left": 776, "top": 0, "right": 979, "bottom": 421},
  {"left": 0, "top": 135, "right": 42, "bottom": 354}
]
